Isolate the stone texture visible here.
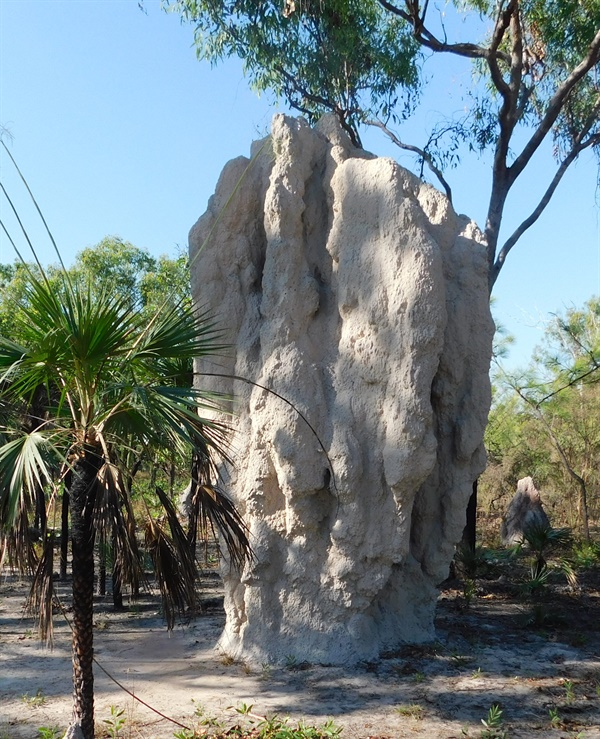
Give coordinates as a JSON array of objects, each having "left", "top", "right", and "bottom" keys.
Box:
[
  {"left": 501, "top": 476, "right": 550, "bottom": 546},
  {"left": 190, "top": 114, "right": 494, "bottom": 665}
]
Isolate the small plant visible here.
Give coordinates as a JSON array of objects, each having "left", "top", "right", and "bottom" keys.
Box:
[
  {"left": 414, "top": 670, "right": 426, "bottom": 683},
  {"left": 480, "top": 704, "right": 507, "bottom": 739},
  {"left": 37, "top": 728, "right": 61, "bottom": 739},
  {"left": 563, "top": 679, "right": 576, "bottom": 704},
  {"left": 454, "top": 543, "right": 488, "bottom": 579},
  {"left": 472, "top": 667, "right": 483, "bottom": 679},
  {"left": 548, "top": 707, "right": 562, "bottom": 728},
  {"left": 102, "top": 705, "right": 126, "bottom": 738},
  {"left": 285, "top": 654, "right": 298, "bottom": 669},
  {"left": 260, "top": 662, "right": 272, "bottom": 680},
  {"left": 394, "top": 703, "right": 424, "bottom": 719},
  {"left": 463, "top": 578, "right": 477, "bottom": 607},
  {"left": 521, "top": 523, "right": 571, "bottom": 576},
  {"left": 570, "top": 540, "right": 600, "bottom": 569},
  {"left": 234, "top": 703, "right": 254, "bottom": 716},
  {"left": 176, "top": 705, "right": 343, "bottom": 738},
  {"left": 22, "top": 689, "right": 46, "bottom": 707}
]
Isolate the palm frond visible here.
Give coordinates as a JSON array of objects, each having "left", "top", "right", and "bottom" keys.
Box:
[
  {"left": 0, "top": 431, "right": 55, "bottom": 529},
  {"left": 189, "top": 452, "right": 252, "bottom": 572},
  {"left": 0, "top": 502, "right": 37, "bottom": 573},
  {"left": 144, "top": 512, "right": 198, "bottom": 630},
  {"left": 102, "top": 384, "right": 232, "bottom": 462},
  {"left": 522, "top": 522, "right": 572, "bottom": 553},
  {"left": 559, "top": 558, "right": 579, "bottom": 589},
  {"left": 128, "top": 302, "right": 227, "bottom": 364},
  {"left": 93, "top": 462, "right": 145, "bottom": 597},
  {"left": 156, "top": 485, "right": 198, "bottom": 586}
]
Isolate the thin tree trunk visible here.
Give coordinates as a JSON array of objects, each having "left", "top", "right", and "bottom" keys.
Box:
[
  {"left": 69, "top": 449, "right": 102, "bottom": 739},
  {"left": 60, "top": 474, "right": 71, "bottom": 580},
  {"left": 576, "top": 477, "right": 591, "bottom": 542},
  {"left": 462, "top": 480, "right": 478, "bottom": 552},
  {"left": 34, "top": 481, "right": 47, "bottom": 536}
]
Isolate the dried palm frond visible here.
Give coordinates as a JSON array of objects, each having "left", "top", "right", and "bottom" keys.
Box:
[
  {"left": 155, "top": 485, "right": 198, "bottom": 588},
  {"left": 0, "top": 503, "right": 38, "bottom": 574},
  {"left": 93, "top": 462, "right": 145, "bottom": 598},
  {"left": 188, "top": 451, "right": 252, "bottom": 571},
  {"left": 26, "top": 531, "right": 54, "bottom": 645},
  {"left": 144, "top": 501, "right": 198, "bottom": 630}
]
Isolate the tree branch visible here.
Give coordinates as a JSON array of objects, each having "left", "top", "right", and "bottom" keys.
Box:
[
  {"left": 276, "top": 65, "right": 363, "bottom": 147},
  {"left": 509, "top": 26, "right": 600, "bottom": 184},
  {"left": 366, "top": 119, "right": 453, "bottom": 201},
  {"left": 376, "top": 0, "right": 509, "bottom": 62},
  {"left": 491, "top": 124, "right": 600, "bottom": 286}
]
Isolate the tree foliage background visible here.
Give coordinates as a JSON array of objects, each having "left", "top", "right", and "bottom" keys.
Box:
[
  {"left": 482, "top": 297, "right": 600, "bottom": 539},
  {"left": 165, "top": 0, "right": 600, "bottom": 287}
]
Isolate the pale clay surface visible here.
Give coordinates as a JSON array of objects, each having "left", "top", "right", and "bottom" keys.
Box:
[{"left": 189, "top": 115, "right": 495, "bottom": 665}]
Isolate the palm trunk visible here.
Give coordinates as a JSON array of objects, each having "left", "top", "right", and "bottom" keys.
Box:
[{"left": 70, "top": 449, "right": 102, "bottom": 739}]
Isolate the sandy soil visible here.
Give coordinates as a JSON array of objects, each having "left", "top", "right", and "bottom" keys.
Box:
[{"left": 1, "top": 569, "right": 600, "bottom": 739}]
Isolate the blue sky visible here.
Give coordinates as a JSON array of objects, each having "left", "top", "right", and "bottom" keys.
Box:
[{"left": 1, "top": 0, "right": 599, "bottom": 369}]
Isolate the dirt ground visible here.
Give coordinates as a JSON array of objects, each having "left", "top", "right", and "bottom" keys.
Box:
[{"left": 1, "top": 567, "right": 600, "bottom": 739}]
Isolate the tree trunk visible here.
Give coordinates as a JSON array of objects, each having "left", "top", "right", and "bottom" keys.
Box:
[
  {"left": 576, "top": 477, "right": 591, "bottom": 542},
  {"left": 60, "top": 475, "right": 71, "bottom": 580},
  {"left": 34, "top": 481, "right": 47, "bottom": 536},
  {"left": 69, "top": 449, "right": 102, "bottom": 739},
  {"left": 462, "top": 480, "right": 478, "bottom": 553}
]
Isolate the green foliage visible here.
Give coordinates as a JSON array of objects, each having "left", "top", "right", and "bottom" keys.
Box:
[
  {"left": 102, "top": 705, "right": 126, "bottom": 737},
  {"left": 165, "top": 0, "right": 600, "bottom": 285},
  {"left": 173, "top": 707, "right": 343, "bottom": 738},
  {"left": 394, "top": 703, "right": 424, "bottom": 719},
  {"left": 570, "top": 540, "right": 600, "bottom": 568},
  {"left": 480, "top": 704, "right": 507, "bottom": 739},
  {"left": 483, "top": 296, "right": 600, "bottom": 535},
  {"left": 548, "top": 706, "right": 562, "bottom": 728},
  {"left": 163, "top": 0, "right": 421, "bottom": 145},
  {"left": 563, "top": 679, "right": 576, "bottom": 704},
  {"left": 36, "top": 728, "right": 61, "bottom": 739},
  {"left": 0, "top": 239, "right": 191, "bottom": 348}
]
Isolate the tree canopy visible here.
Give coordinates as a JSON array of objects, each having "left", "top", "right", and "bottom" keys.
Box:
[
  {"left": 0, "top": 237, "right": 191, "bottom": 340},
  {"left": 165, "top": 0, "right": 600, "bottom": 287}
]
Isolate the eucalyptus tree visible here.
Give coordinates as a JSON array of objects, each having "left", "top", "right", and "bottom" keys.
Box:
[
  {"left": 0, "top": 265, "right": 250, "bottom": 738},
  {"left": 164, "top": 0, "right": 600, "bottom": 288}
]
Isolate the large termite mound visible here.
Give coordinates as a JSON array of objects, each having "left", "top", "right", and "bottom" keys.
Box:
[{"left": 190, "top": 114, "right": 494, "bottom": 664}]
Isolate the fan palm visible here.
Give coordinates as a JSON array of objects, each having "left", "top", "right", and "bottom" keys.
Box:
[{"left": 0, "top": 269, "right": 250, "bottom": 739}]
